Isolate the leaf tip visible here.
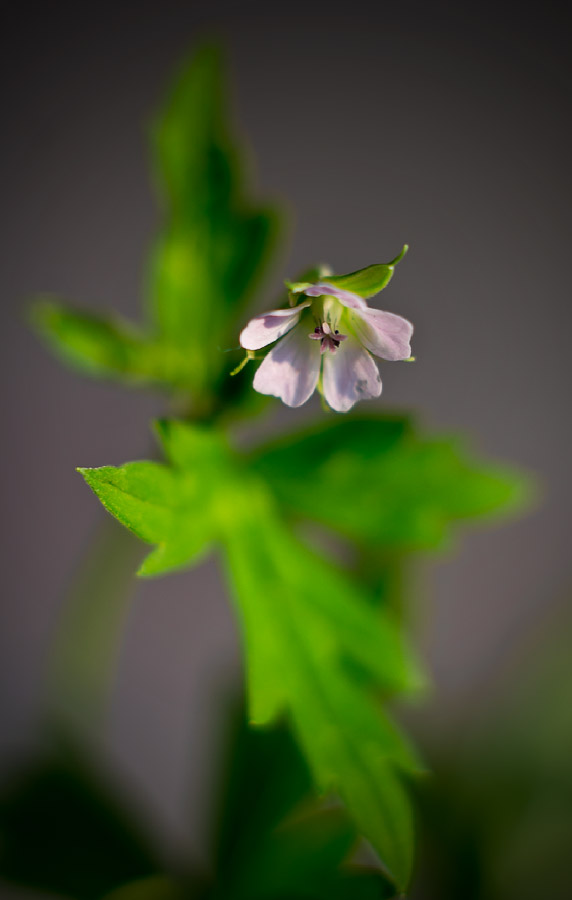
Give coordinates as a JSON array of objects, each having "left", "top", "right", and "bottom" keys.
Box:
[{"left": 76, "top": 466, "right": 105, "bottom": 490}]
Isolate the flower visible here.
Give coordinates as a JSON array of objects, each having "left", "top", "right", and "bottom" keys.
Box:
[{"left": 238, "top": 254, "right": 413, "bottom": 412}]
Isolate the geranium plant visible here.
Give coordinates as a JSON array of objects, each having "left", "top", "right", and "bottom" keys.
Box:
[{"left": 0, "top": 44, "right": 530, "bottom": 900}]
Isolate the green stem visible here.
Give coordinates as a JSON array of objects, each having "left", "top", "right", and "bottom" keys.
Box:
[{"left": 44, "top": 514, "right": 144, "bottom": 745}]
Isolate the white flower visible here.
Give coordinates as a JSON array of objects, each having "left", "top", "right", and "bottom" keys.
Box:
[{"left": 239, "top": 273, "right": 413, "bottom": 413}]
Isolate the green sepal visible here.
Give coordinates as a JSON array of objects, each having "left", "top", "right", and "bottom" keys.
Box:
[
  {"left": 284, "top": 265, "right": 326, "bottom": 306},
  {"left": 284, "top": 280, "right": 312, "bottom": 293},
  {"left": 323, "top": 245, "right": 408, "bottom": 298}
]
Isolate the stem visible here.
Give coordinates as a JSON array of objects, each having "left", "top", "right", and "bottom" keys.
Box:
[{"left": 44, "top": 514, "right": 144, "bottom": 746}]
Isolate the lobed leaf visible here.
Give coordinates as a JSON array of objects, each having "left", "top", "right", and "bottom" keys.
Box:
[
  {"left": 78, "top": 420, "right": 423, "bottom": 887},
  {"left": 221, "top": 489, "right": 421, "bottom": 888},
  {"left": 79, "top": 424, "right": 231, "bottom": 577},
  {"left": 250, "top": 416, "right": 532, "bottom": 551}
]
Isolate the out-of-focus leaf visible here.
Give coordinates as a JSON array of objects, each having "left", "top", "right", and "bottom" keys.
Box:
[
  {"left": 211, "top": 711, "right": 397, "bottom": 900},
  {"left": 148, "top": 45, "right": 279, "bottom": 398},
  {"left": 47, "top": 517, "right": 144, "bottom": 743},
  {"left": 78, "top": 420, "right": 423, "bottom": 888},
  {"left": 212, "top": 712, "right": 315, "bottom": 874},
  {"left": 329, "top": 869, "right": 398, "bottom": 899},
  {"left": 250, "top": 416, "right": 532, "bottom": 551},
  {"left": 320, "top": 246, "right": 408, "bottom": 298},
  {"left": 0, "top": 746, "right": 161, "bottom": 899},
  {"left": 211, "top": 713, "right": 353, "bottom": 898},
  {"left": 224, "top": 806, "right": 361, "bottom": 900},
  {"left": 222, "top": 489, "right": 421, "bottom": 889},
  {"left": 101, "top": 876, "right": 189, "bottom": 900},
  {"left": 412, "top": 600, "right": 572, "bottom": 900},
  {"left": 32, "top": 45, "right": 279, "bottom": 406},
  {"left": 30, "top": 301, "right": 167, "bottom": 386}
]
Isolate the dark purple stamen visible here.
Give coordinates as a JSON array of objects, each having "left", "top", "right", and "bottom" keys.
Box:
[{"left": 309, "top": 322, "right": 347, "bottom": 354}]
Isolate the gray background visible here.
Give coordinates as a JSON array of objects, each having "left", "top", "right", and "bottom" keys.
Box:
[{"left": 1, "top": 0, "right": 571, "bottom": 867}]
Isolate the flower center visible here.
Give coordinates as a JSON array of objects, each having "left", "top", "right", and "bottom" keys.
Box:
[{"left": 308, "top": 321, "right": 347, "bottom": 354}]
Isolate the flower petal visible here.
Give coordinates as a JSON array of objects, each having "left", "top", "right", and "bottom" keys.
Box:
[
  {"left": 240, "top": 301, "right": 311, "bottom": 351},
  {"left": 349, "top": 308, "right": 413, "bottom": 360},
  {"left": 303, "top": 282, "right": 368, "bottom": 310},
  {"left": 253, "top": 323, "right": 321, "bottom": 407},
  {"left": 322, "top": 334, "right": 382, "bottom": 413}
]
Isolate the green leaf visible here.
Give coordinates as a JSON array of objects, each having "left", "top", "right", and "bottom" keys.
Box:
[
  {"left": 227, "top": 806, "right": 361, "bottom": 900},
  {"left": 211, "top": 714, "right": 363, "bottom": 899},
  {"left": 31, "top": 44, "right": 280, "bottom": 404},
  {"left": 211, "top": 711, "right": 397, "bottom": 898},
  {"left": 152, "top": 43, "right": 236, "bottom": 223},
  {"left": 212, "top": 713, "right": 315, "bottom": 876},
  {"left": 78, "top": 424, "right": 231, "bottom": 577},
  {"left": 78, "top": 421, "right": 423, "bottom": 887},
  {"left": 46, "top": 517, "right": 145, "bottom": 743},
  {"left": 221, "top": 487, "right": 421, "bottom": 889},
  {"left": 101, "top": 876, "right": 189, "bottom": 900},
  {"left": 0, "top": 744, "right": 161, "bottom": 899},
  {"left": 323, "top": 246, "right": 408, "bottom": 298},
  {"left": 250, "top": 416, "right": 532, "bottom": 552},
  {"left": 30, "top": 300, "right": 165, "bottom": 385},
  {"left": 147, "top": 43, "right": 279, "bottom": 394}
]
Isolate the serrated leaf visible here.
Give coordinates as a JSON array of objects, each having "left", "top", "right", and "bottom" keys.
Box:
[
  {"left": 221, "top": 488, "right": 421, "bottom": 888},
  {"left": 250, "top": 416, "right": 532, "bottom": 551},
  {"left": 79, "top": 425, "right": 231, "bottom": 577},
  {"left": 78, "top": 420, "right": 423, "bottom": 887},
  {"left": 323, "top": 246, "right": 408, "bottom": 299}
]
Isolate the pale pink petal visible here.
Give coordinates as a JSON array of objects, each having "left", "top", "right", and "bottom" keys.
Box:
[
  {"left": 349, "top": 308, "right": 413, "bottom": 360},
  {"left": 303, "top": 282, "right": 368, "bottom": 310},
  {"left": 322, "top": 334, "right": 382, "bottom": 413},
  {"left": 240, "top": 301, "right": 311, "bottom": 351},
  {"left": 253, "top": 324, "right": 321, "bottom": 407}
]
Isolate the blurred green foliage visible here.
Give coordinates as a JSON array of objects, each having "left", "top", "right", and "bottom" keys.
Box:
[
  {"left": 0, "top": 741, "right": 162, "bottom": 898},
  {"left": 0, "top": 716, "right": 397, "bottom": 899},
  {"left": 15, "top": 40, "right": 536, "bottom": 900},
  {"left": 250, "top": 416, "right": 528, "bottom": 551},
  {"left": 77, "top": 411, "right": 526, "bottom": 887},
  {"left": 412, "top": 602, "right": 572, "bottom": 900},
  {"left": 31, "top": 45, "right": 278, "bottom": 416}
]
